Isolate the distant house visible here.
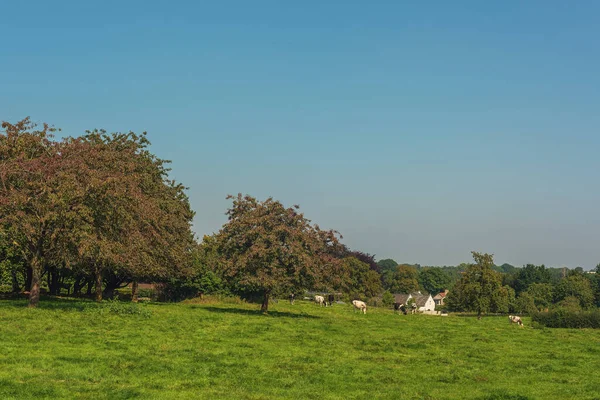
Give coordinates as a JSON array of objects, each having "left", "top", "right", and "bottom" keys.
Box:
[
  {"left": 393, "top": 292, "right": 436, "bottom": 312},
  {"left": 433, "top": 290, "right": 449, "bottom": 306}
]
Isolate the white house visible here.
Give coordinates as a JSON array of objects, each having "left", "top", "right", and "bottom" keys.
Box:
[{"left": 393, "top": 292, "right": 436, "bottom": 312}]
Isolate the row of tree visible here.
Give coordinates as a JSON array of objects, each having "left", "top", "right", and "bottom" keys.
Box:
[
  {"left": 0, "top": 118, "right": 195, "bottom": 307},
  {"left": 2, "top": 117, "right": 599, "bottom": 315}
]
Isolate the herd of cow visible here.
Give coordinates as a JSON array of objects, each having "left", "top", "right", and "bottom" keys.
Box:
[{"left": 305, "top": 295, "right": 525, "bottom": 326}]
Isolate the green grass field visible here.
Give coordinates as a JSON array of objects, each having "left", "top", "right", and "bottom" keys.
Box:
[{"left": 1, "top": 298, "right": 599, "bottom": 400}]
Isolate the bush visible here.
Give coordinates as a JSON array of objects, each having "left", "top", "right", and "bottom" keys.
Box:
[
  {"left": 382, "top": 291, "right": 394, "bottom": 307},
  {"left": 531, "top": 309, "right": 600, "bottom": 328}
]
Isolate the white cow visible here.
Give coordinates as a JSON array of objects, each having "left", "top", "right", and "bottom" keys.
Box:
[
  {"left": 352, "top": 300, "right": 367, "bottom": 314},
  {"left": 508, "top": 315, "right": 524, "bottom": 327},
  {"left": 315, "top": 295, "right": 325, "bottom": 306}
]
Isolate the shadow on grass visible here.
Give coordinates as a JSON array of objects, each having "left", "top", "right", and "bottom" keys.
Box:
[
  {"left": 200, "top": 306, "right": 321, "bottom": 319},
  {"left": 0, "top": 295, "right": 96, "bottom": 311}
]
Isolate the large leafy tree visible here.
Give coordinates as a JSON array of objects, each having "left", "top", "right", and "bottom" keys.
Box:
[
  {"left": 554, "top": 274, "right": 595, "bottom": 309},
  {"left": 418, "top": 268, "right": 451, "bottom": 295},
  {"left": 446, "top": 252, "right": 510, "bottom": 318},
  {"left": 512, "top": 264, "right": 553, "bottom": 294},
  {"left": 0, "top": 118, "right": 88, "bottom": 306},
  {"left": 384, "top": 264, "right": 420, "bottom": 293},
  {"left": 214, "top": 194, "right": 342, "bottom": 312},
  {"left": 0, "top": 119, "right": 195, "bottom": 306},
  {"left": 340, "top": 256, "right": 382, "bottom": 299},
  {"left": 75, "top": 130, "right": 195, "bottom": 301}
]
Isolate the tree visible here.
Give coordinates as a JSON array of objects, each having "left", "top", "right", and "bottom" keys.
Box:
[
  {"left": 522, "top": 283, "right": 553, "bottom": 311},
  {"left": 514, "top": 292, "right": 537, "bottom": 314},
  {"left": 377, "top": 259, "right": 398, "bottom": 274},
  {"left": 554, "top": 275, "right": 594, "bottom": 309},
  {"left": 214, "top": 194, "right": 342, "bottom": 312},
  {"left": 384, "top": 264, "right": 420, "bottom": 293},
  {"left": 512, "top": 264, "right": 552, "bottom": 294},
  {"left": 418, "top": 268, "right": 451, "bottom": 295},
  {"left": 0, "top": 118, "right": 85, "bottom": 306},
  {"left": 445, "top": 252, "right": 505, "bottom": 318},
  {"left": 340, "top": 256, "right": 383, "bottom": 299},
  {"left": 382, "top": 290, "right": 394, "bottom": 307}
]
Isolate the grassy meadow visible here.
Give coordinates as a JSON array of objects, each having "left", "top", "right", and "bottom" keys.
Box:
[{"left": 1, "top": 298, "right": 599, "bottom": 400}]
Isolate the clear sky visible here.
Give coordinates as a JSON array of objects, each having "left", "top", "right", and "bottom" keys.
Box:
[{"left": 1, "top": 1, "right": 599, "bottom": 268}]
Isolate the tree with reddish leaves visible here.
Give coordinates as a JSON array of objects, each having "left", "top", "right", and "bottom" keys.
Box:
[
  {"left": 214, "top": 194, "right": 342, "bottom": 312},
  {"left": 0, "top": 118, "right": 87, "bottom": 307},
  {"left": 0, "top": 118, "right": 195, "bottom": 306}
]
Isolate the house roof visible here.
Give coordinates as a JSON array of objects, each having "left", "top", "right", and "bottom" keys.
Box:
[
  {"left": 393, "top": 294, "right": 411, "bottom": 305},
  {"left": 433, "top": 292, "right": 447, "bottom": 300},
  {"left": 410, "top": 293, "right": 431, "bottom": 307}
]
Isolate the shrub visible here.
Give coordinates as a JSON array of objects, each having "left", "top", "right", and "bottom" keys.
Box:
[
  {"left": 531, "top": 309, "right": 600, "bottom": 328},
  {"left": 382, "top": 291, "right": 394, "bottom": 307}
]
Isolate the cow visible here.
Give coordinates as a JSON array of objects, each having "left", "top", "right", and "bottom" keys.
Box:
[
  {"left": 508, "top": 315, "right": 524, "bottom": 327},
  {"left": 328, "top": 294, "right": 335, "bottom": 307},
  {"left": 352, "top": 300, "right": 367, "bottom": 314},
  {"left": 315, "top": 295, "right": 325, "bottom": 306},
  {"left": 394, "top": 303, "right": 407, "bottom": 315},
  {"left": 289, "top": 293, "right": 295, "bottom": 305}
]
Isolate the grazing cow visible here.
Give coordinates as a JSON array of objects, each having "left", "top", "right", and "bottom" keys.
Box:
[
  {"left": 410, "top": 303, "right": 417, "bottom": 314},
  {"left": 508, "top": 315, "right": 524, "bottom": 327},
  {"left": 289, "top": 293, "right": 295, "bottom": 305},
  {"left": 328, "top": 294, "right": 335, "bottom": 307},
  {"left": 394, "top": 303, "right": 407, "bottom": 315},
  {"left": 352, "top": 300, "right": 367, "bottom": 314},
  {"left": 315, "top": 295, "right": 325, "bottom": 306}
]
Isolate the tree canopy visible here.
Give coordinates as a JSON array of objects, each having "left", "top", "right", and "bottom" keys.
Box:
[{"left": 213, "top": 194, "right": 343, "bottom": 312}]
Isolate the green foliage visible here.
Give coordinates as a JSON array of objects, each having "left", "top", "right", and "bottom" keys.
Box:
[
  {"left": 384, "top": 264, "right": 420, "bottom": 293},
  {"left": 377, "top": 259, "right": 398, "bottom": 274},
  {"left": 514, "top": 292, "right": 537, "bottom": 314},
  {"left": 532, "top": 309, "right": 600, "bottom": 329},
  {"left": 523, "top": 283, "right": 553, "bottom": 311},
  {"left": 446, "top": 252, "right": 506, "bottom": 316},
  {"left": 341, "top": 257, "right": 382, "bottom": 299},
  {"left": 418, "top": 268, "right": 451, "bottom": 294},
  {"left": 513, "top": 264, "right": 552, "bottom": 293},
  {"left": 381, "top": 290, "right": 394, "bottom": 307},
  {"left": 554, "top": 275, "right": 595, "bottom": 309}
]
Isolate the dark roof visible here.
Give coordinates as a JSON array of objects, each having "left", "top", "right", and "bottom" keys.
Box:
[
  {"left": 393, "top": 294, "right": 411, "bottom": 305},
  {"left": 410, "top": 293, "right": 431, "bottom": 307}
]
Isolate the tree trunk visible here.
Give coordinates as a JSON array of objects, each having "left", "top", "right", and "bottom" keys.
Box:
[
  {"left": 131, "top": 281, "right": 139, "bottom": 303},
  {"left": 28, "top": 258, "right": 41, "bottom": 308},
  {"left": 48, "top": 267, "right": 60, "bottom": 296},
  {"left": 73, "top": 276, "right": 83, "bottom": 296},
  {"left": 261, "top": 290, "right": 270, "bottom": 313},
  {"left": 25, "top": 266, "right": 33, "bottom": 293},
  {"left": 95, "top": 268, "right": 102, "bottom": 302},
  {"left": 86, "top": 279, "right": 93, "bottom": 296},
  {"left": 11, "top": 270, "right": 20, "bottom": 293}
]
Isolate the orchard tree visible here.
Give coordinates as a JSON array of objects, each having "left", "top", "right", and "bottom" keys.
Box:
[
  {"left": 0, "top": 118, "right": 88, "bottom": 306},
  {"left": 215, "top": 194, "right": 342, "bottom": 312}
]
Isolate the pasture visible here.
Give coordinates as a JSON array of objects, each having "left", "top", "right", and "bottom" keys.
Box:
[{"left": 0, "top": 298, "right": 599, "bottom": 400}]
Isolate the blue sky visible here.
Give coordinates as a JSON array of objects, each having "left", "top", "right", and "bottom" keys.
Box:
[{"left": 1, "top": 1, "right": 599, "bottom": 268}]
